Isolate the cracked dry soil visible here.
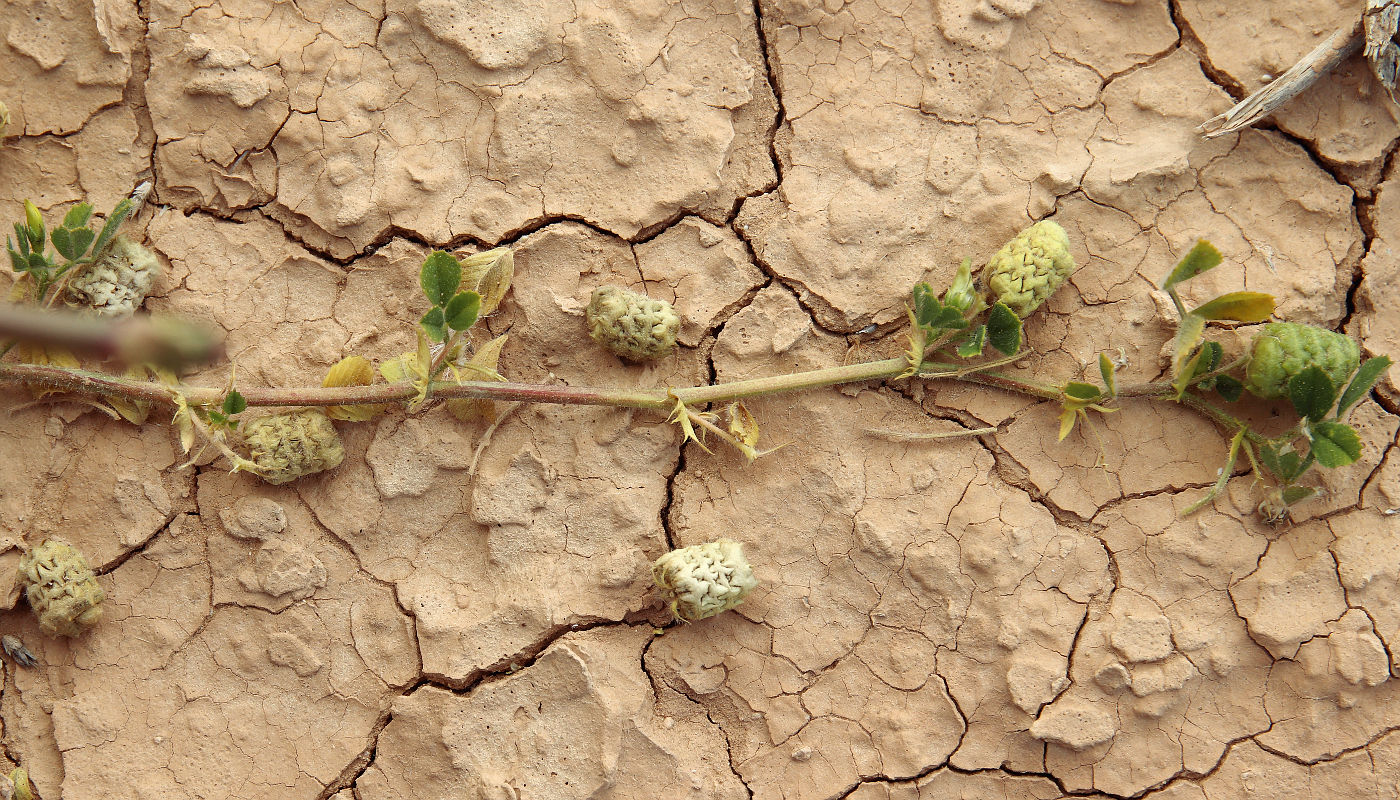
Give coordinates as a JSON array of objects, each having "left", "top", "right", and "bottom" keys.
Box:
[{"left": 3, "top": 0, "right": 1400, "bottom": 798}]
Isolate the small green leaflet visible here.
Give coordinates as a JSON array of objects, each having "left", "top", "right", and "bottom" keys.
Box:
[
  {"left": 1309, "top": 421, "right": 1362, "bottom": 468},
  {"left": 221, "top": 389, "right": 247, "bottom": 416},
  {"left": 1287, "top": 366, "right": 1335, "bottom": 422},
  {"left": 987, "top": 303, "right": 1021, "bottom": 355},
  {"left": 419, "top": 250, "right": 462, "bottom": 308},
  {"left": 1336, "top": 356, "right": 1392, "bottom": 418},
  {"left": 1064, "top": 382, "right": 1102, "bottom": 402},
  {"left": 1099, "top": 352, "right": 1116, "bottom": 397},
  {"left": 444, "top": 290, "right": 481, "bottom": 331},
  {"left": 1163, "top": 240, "right": 1222, "bottom": 292},
  {"left": 1214, "top": 374, "right": 1244, "bottom": 402},
  {"left": 956, "top": 325, "right": 986, "bottom": 358},
  {"left": 62, "top": 202, "right": 94, "bottom": 230},
  {"left": 90, "top": 196, "right": 135, "bottom": 260},
  {"left": 420, "top": 307, "right": 447, "bottom": 341}
]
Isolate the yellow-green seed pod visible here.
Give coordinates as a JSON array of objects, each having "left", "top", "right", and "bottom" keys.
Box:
[
  {"left": 66, "top": 235, "right": 160, "bottom": 316},
  {"left": 984, "top": 220, "right": 1076, "bottom": 317},
  {"left": 242, "top": 409, "right": 345, "bottom": 485},
  {"left": 1244, "top": 322, "right": 1360, "bottom": 400},
  {"left": 586, "top": 285, "right": 680, "bottom": 362},
  {"left": 652, "top": 539, "right": 758, "bottom": 621},
  {"left": 17, "top": 540, "right": 105, "bottom": 637}
]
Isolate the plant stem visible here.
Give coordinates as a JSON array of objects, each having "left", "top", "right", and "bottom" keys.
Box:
[{"left": 0, "top": 355, "right": 1257, "bottom": 443}]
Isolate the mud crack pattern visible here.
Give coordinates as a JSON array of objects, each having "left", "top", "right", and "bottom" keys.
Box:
[{"left": 2, "top": 0, "right": 1400, "bottom": 798}]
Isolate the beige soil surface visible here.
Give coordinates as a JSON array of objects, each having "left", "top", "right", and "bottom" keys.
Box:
[{"left": 3, "top": 0, "right": 1400, "bottom": 798}]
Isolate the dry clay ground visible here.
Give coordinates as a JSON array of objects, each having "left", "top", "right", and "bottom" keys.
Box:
[{"left": 3, "top": 0, "right": 1400, "bottom": 798}]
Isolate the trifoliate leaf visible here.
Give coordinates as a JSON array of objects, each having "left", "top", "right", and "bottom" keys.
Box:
[
  {"left": 1191, "top": 291, "right": 1275, "bottom": 323},
  {"left": 1309, "top": 421, "right": 1362, "bottom": 468},
  {"left": 987, "top": 302, "right": 1021, "bottom": 355},
  {"left": 65, "top": 226, "right": 94, "bottom": 259},
  {"left": 1288, "top": 366, "right": 1336, "bottom": 422},
  {"left": 50, "top": 225, "right": 76, "bottom": 261},
  {"left": 419, "top": 250, "right": 461, "bottom": 307},
  {"left": 444, "top": 290, "right": 481, "bottom": 331},
  {"left": 1336, "top": 355, "right": 1392, "bottom": 418},
  {"left": 1163, "top": 240, "right": 1222, "bottom": 292}
]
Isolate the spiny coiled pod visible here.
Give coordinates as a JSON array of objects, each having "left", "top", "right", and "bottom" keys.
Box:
[
  {"left": 652, "top": 539, "right": 758, "bottom": 621},
  {"left": 18, "top": 540, "right": 105, "bottom": 637},
  {"left": 586, "top": 285, "right": 680, "bottom": 362},
  {"left": 1244, "top": 322, "right": 1360, "bottom": 400},
  {"left": 984, "top": 220, "right": 1076, "bottom": 317},
  {"left": 242, "top": 409, "right": 344, "bottom": 485},
  {"left": 66, "top": 235, "right": 159, "bottom": 316}
]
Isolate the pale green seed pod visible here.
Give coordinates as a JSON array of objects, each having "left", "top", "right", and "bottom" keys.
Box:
[
  {"left": 242, "top": 409, "right": 345, "bottom": 485},
  {"left": 18, "top": 540, "right": 105, "bottom": 637},
  {"left": 67, "top": 235, "right": 160, "bottom": 316},
  {"left": 586, "top": 285, "right": 680, "bottom": 362},
  {"left": 984, "top": 220, "right": 1076, "bottom": 317},
  {"left": 652, "top": 539, "right": 758, "bottom": 621},
  {"left": 1244, "top": 322, "right": 1360, "bottom": 400}
]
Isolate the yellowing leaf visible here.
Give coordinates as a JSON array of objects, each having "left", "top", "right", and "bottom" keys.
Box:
[
  {"left": 1191, "top": 291, "right": 1275, "bottom": 323},
  {"left": 726, "top": 401, "right": 760, "bottom": 449},
  {"left": 1170, "top": 313, "right": 1207, "bottom": 382},
  {"left": 1057, "top": 408, "right": 1077, "bottom": 442},
  {"left": 110, "top": 365, "right": 153, "bottom": 424},
  {"left": 460, "top": 247, "right": 514, "bottom": 316},
  {"left": 323, "top": 355, "right": 375, "bottom": 388},
  {"left": 323, "top": 355, "right": 386, "bottom": 421},
  {"left": 447, "top": 334, "right": 509, "bottom": 423}
]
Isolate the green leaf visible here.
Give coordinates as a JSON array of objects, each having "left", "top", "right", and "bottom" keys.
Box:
[
  {"left": 208, "top": 410, "right": 228, "bottom": 426},
  {"left": 50, "top": 226, "right": 76, "bottom": 261},
  {"left": 912, "top": 283, "right": 941, "bottom": 328},
  {"left": 1190, "top": 291, "right": 1275, "bottom": 323},
  {"left": 987, "top": 302, "right": 1021, "bottom": 355},
  {"left": 62, "top": 202, "right": 93, "bottom": 230},
  {"left": 90, "top": 196, "right": 134, "bottom": 259},
  {"left": 1336, "top": 355, "right": 1392, "bottom": 418},
  {"left": 1064, "top": 382, "right": 1102, "bottom": 402},
  {"left": 956, "top": 325, "right": 986, "bottom": 358},
  {"left": 1310, "top": 421, "right": 1362, "bottom": 468},
  {"left": 23, "top": 200, "right": 43, "bottom": 244},
  {"left": 420, "top": 307, "right": 447, "bottom": 342},
  {"left": 924, "top": 305, "right": 969, "bottom": 331},
  {"left": 1163, "top": 240, "right": 1222, "bottom": 291},
  {"left": 419, "top": 250, "right": 461, "bottom": 308},
  {"left": 1256, "top": 443, "right": 1284, "bottom": 479},
  {"left": 1215, "top": 374, "right": 1244, "bottom": 402},
  {"left": 1288, "top": 366, "right": 1336, "bottom": 422},
  {"left": 1281, "top": 486, "right": 1318, "bottom": 505},
  {"left": 222, "top": 389, "right": 247, "bottom": 416},
  {"left": 444, "top": 290, "right": 481, "bottom": 331},
  {"left": 12, "top": 224, "right": 29, "bottom": 256},
  {"left": 26, "top": 252, "right": 49, "bottom": 272},
  {"left": 66, "top": 226, "right": 94, "bottom": 259},
  {"left": 7, "top": 241, "right": 24, "bottom": 272},
  {"left": 1099, "top": 352, "right": 1116, "bottom": 397}
]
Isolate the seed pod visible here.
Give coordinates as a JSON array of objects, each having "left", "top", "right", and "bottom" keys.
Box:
[
  {"left": 242, "top": 409, "right": 345, "bottom": 485},
  {"left": 984, "top": 220, "right": 1076, "bottom": 317},
  {"left": 66, "top": 235, "right": 160, "bottom": 317},
  {"left": 586, "top": 285, "right": 680, "bottom": 362},
  {"left": 17, "top": 540, "right": 105, "bottom": 637},
  {"left": 1244, "top": 322, "right": 1360, "bottom": 401},
  {"left": 652, "top": 539, "right": 758, "bottom": 621}
]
